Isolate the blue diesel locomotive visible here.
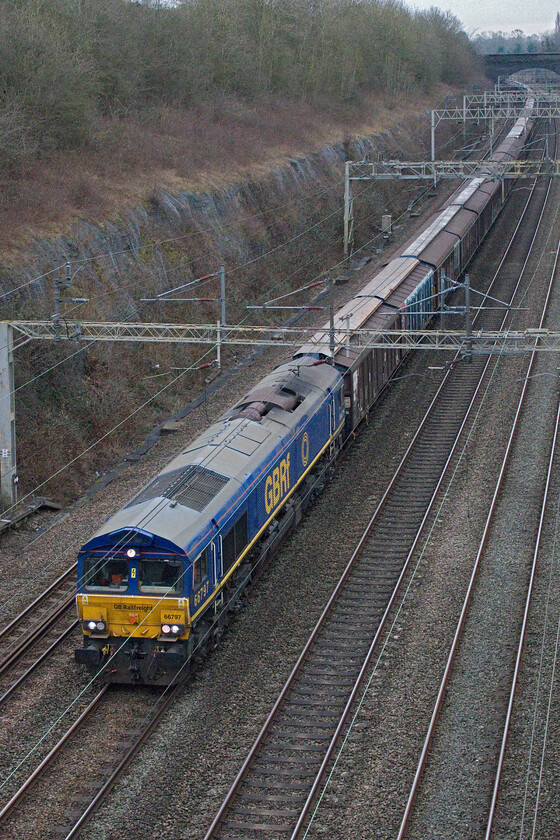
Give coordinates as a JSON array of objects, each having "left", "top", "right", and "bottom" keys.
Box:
[
  {"left": 75, "top": 97, "right": 535, "bottom": 684},
  {"left": 75, "top": 357, "right": 344, "bottom": 684}
]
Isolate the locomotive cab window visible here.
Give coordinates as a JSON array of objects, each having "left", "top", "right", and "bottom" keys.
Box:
[
  {"left": 138, "top": 559, "right": 183, "bottom": 594},
  {"left": 193, "top": 548, "right": 209, "bottom": 588},
  {"left": 222, "top": 511, "right": 249, "bottom": 575},
  {"left": 83, "top": 555, "right": 129, "bottom": 591}
]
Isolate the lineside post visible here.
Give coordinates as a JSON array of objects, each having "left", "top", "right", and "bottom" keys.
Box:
[
  {"left": 219, "top": 265, "right": 226, "bottom": 326},
  {"left": 464, "top": 274, "right": 473, "bottom": 363},
  {"left": 329, "top": 278, "right": 335, "bottom": 363},
  {"left": 0, "top": 323, "right": 16, "bottom": 511},
  {"left": 216, "top": 320, "right": 222, "bottom": 370},
  {"left": 343, "top": 161, "right": 354, "bottom": 259},
  {"left": 53, "top": 261, "right": 61, "bottom": 341},
  {"left": 431, "top": 110, "right": 436, "bottom": 162}
]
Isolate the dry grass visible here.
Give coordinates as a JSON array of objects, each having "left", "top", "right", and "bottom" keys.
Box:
[
  {"left": 0, "top": 87, "right": 453, "bottom": 260},
  {"left": 5, "top": 84, "right": 474, "bottom": 503}
]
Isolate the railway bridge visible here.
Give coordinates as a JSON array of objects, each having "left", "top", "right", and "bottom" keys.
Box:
[{"left": 484, "top": 52, "right": 560, "bottom": 81}]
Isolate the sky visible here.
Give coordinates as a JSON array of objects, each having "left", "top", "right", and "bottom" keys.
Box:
[{"left": 411, "top": 0, "right": 558, "bottom": 36}]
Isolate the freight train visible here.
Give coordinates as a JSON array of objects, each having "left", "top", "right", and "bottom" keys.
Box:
[{"left": 75, "top": 98, "right": 535, "bottom": 684}]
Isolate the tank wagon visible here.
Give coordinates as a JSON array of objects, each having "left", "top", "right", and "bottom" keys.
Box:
[{"left": 75, "top": 100, "right": 535, "bottom": 684}]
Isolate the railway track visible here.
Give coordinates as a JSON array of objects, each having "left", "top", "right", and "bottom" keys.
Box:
[
  {"left": 201, "top": 127, "right": 554, "bottom": 840},
  {"left": 0, "top": 115, "right": 547, "bottom": 840},
  {"left": 0, "top": 619, "right": 78, "bottom": 708},
  {"left": 396, "top": 127, "right": 560, "bottom": 840},
  {"left": 489, "top": 389, "right": 560, "bottom": 836},
  {"left": 0, "top": 681, "right": 181, "bottom": 839},
  {"left": 0, "top": 563, "right": 76, "bottom": 673},
  {"left": 486, "top": 364, "right": 560, "bottom": 839},
  {"left": 0, "top": 564, "right": 78, "bottom": 707}
]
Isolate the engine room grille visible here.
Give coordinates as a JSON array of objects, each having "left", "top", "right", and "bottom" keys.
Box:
[
  {"left": 128, "top": 465, "right": 229, "bottom": 512},
  {"left": 172, "top": 466, "right": 230, "bottom": 511}
]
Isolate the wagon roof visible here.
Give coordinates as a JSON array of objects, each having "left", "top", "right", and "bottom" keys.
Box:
[{"left": 296, "top": 256, "right": 419, "bottom": 358}]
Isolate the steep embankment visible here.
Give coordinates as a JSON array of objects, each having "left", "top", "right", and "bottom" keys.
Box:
[
  {"left": 0, "top": 90, "right": 480, "bottom": 504},
  {"left": 1, "top": 89, "right": 458, "bottom": 254}
]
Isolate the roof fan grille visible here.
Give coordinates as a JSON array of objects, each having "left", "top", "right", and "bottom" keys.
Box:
[
  {"left": 127, "top": 465, "right": 229, "bottom": 511},
  {"left": 172, "top": 466, "right": 230, "bottom": 511}
]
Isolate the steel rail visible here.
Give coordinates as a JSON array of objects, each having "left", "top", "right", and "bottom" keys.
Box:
[
  {"left": 0, "top": 597, "right": 75, "bottom": 679},
  {"left": 0, "top": 562, "right": 76, "bottom": 643},
  {"left": 484, "top": 218, "right": 560, "bottom": 840},
  {"left": 202, "top": 354, "right": 462, "bottom": 839},
  {"left": 0, "top": 685, "right": 108, "bottom": 824},
  {"left": 0, "top": 681, "right": 178, "bottom": 836},
  {"left": 396, "top": 130, "right": 559, "bottom": 840},
  {"left": 62, "top": 684, "right": 181, "bottom": 840},
  {"left": 289, "top": 361, "right": 493, "bottom": 840},
  {"left": 294, "top": 121, "right": 554, "bottom": 840},
  {"left": 203, "top": 124, "right": 551, "bottom": 840},
  {"left": 0, "top": 620, "right": 78, "bottom": 708},
  {"left": 485, "top": 381, "right": 560, "bottom": 840}
]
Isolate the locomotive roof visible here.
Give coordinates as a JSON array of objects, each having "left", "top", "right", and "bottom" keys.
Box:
[{"left": 82, "top": 357, "right": 341, "bottom": 558}]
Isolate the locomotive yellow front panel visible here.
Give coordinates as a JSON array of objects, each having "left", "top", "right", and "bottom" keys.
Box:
[{"left": 77, "top": 594, "right": 190, "bottom": 639}]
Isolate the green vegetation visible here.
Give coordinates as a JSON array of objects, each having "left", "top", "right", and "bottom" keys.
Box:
[{"left": 0, "top": 0, "right": 477, "bottom": 171}]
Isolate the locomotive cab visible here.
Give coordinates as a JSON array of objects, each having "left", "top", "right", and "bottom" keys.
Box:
[{"left": 75, "top": 528, "right": 195, "bottom": 685}]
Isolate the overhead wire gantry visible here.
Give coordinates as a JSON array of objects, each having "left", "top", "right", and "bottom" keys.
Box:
[{"left": 3, "top": 85, "right": 560, "bottom": 511}]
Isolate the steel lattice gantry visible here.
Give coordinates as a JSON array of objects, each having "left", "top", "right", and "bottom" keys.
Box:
[
  {"left": 4, "top": 318, "right": 560, "bottom": 511},
  {"left": 349, "top": 159, "right": 560, "bottom": 181},
  {"left": 466, "top": 92, "right": 560, "bottom": 105},
  {"left": 433, "top": 103, "right": 560, "bottom": 121},
  {"left": 9, "top": 319, "right": 560, "bottom": 353},
  {"left": 426, "top": 96, "right": 560, "bottom": 171}
]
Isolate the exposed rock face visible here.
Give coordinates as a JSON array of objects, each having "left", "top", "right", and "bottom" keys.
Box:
[{"left": 0, "top": 108, "right": 466, "bottom": 502}]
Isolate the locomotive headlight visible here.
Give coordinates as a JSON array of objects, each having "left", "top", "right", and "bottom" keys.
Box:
[
  {"left": 84, "top": 619, "right": 107, "bottom": 633},
  {"left": 160, "top": 623, "right": 185, "bottom": 638},
  {"left": 126, "top": 548, "right": 137, "bottom": 559}
]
